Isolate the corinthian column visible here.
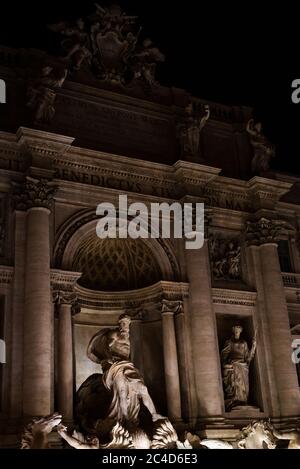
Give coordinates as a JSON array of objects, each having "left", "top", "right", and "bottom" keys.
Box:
[
  {"left": 184, "top": 235, "right": 224, "bottom": 420},
  {"left": 161, "top": 300, "right": 182, "bottom": 421},
  {"left": 20, "top": 177, "right": 56, "bottom": 417},
  {"left": 51, "top": 270, "right": 81, "bottom": 421},
  {"left": 9, "top": 208, "right": 26, "bottom": 417},
  {"left": 246, "top": 218, "right": 300, "bottom": 417},
  {"left": 130, "top": 310, "right": 145, "bottom": 377},
  {"left": 54, "top": 291, "right": 80, "bottom": 421}
]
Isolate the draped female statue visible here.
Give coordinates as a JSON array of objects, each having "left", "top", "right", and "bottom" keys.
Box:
[{"left": 221, "top": 325, "right": 257, "bottom": 411}]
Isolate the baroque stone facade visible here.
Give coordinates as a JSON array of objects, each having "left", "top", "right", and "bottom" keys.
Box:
[{"left": 0, "top": 3, "right": 300, "bottom": 449}]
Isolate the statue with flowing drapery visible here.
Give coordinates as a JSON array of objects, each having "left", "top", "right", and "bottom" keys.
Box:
[
  {"left": 221, "top": 325, "right": 257, "bottom": 411},
  {"left": 75, "top": 314, "right": 163, "bottom": 440}
]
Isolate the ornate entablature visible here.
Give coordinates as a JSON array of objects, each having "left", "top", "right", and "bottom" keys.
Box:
[
  {"left": 212, "top": 288, "right": 257, "bottom": 308},
  {"left": 73, "top": 280, "right": 189, "bottom": 311},
  {"left": 50, "top": 269, "right": 82, "bottom": 293},
  {"left": 50, "top": 269, "right": 82, "bottom": 314}
]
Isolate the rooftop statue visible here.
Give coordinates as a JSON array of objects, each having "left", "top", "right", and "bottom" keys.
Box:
[
  {"left": 177, "top": 102, "right": 210, "bottom": 158},
  {"left": 246, "top": 119, "right": 275, "bottom": 174}
]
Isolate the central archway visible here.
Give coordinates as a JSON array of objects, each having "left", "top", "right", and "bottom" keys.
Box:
[
  {"left": 72, "top": 235, "right": 162, "bottom": 291},
  {"left": 53, "top": 213, "right": 184, "bottom": 420}
]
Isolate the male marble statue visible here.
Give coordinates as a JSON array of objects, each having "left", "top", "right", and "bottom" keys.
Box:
[
  {"left": 75, "top": 314, "right": 163, "bottom": 441},
  {"left": 87, "top": 314, "right": 162, "bottom": 425},
  {"left": 221, "top": 325, "right": 257, "bottom": 411}
]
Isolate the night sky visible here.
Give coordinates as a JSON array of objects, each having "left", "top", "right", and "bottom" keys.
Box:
[{"left": 0, "top": 1, "right": 299, "bottom": 175}]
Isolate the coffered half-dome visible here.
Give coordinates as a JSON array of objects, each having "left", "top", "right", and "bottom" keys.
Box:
[{"left": 72, "top": 234, "right": 162, "bottom": 291}]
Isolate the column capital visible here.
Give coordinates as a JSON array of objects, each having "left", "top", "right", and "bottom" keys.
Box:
[
  {"left": 161, "top": 299, "right": 183, "bottom": 315},
  {"left": 130, "top": 308, "right": 147, "bottom": 322},
  {"left": 53, "top": 291, "right": 81, "bottom": 316},
  {"left": 51, "top": 269, "right": 82, "bottom": 314},
  {"left": 11, "top": 176, "right": 57, "bottom": 211},
  {"left": 245, "top": 217, "right": 291, "bottom": 247}
]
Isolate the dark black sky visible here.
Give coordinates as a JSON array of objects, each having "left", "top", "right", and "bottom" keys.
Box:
[{"left": 1, "top": 1, "right": 300, "bottom": 175}]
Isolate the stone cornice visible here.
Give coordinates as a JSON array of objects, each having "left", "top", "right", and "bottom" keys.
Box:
[
  {"left": 74, "top": 280, "right": 189, "bottom": 310},
  {"left": 0, "top": 130, "right": 299, "bottom": 213},
  {"left": 16, "top": 127, "right": 74, "bottom": 159},
  {"left": 51, "top": 269, "right": 82, "bottom": 314},
  {"left": 173, "top": 161, "right": 221, "bottom": 187},
  {"left": 56, "top": 149, "right": 175, "bottom": 187},
  {"left": 50, "top": 269, "right": 82, "bottom": 291},
  {"left": 277, "top": 201, "right": 300, "bottom": 215},
  {"left": 246, "top": 177, "right": 293, "bottom": 210},
  {"left": 212, "top": 288, "right": 257, "bottom": 307}
]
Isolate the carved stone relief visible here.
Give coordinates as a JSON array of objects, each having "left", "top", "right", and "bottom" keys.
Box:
[{"left": 209, "top": 234, "right": 241, "bottom": 280}]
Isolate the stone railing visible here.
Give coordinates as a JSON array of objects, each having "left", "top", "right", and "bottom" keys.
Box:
[{"left": 282, "top": 272, "right": 300, "bottom": 287}]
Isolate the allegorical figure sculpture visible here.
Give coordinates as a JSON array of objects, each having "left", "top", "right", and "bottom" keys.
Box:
[
  {"left": 132, "top": 38, "right": 165, "bottom": 86},
  {"left": 27, "top": 63, "right": 67, "bottom": 123},
  {"left": 209, "top": 235, "right": 241, "bottom": 281},
  {"left": 270, "top": 426, "right": 300, "bottom": 449},
  {"left": 48, "top": 3, "right": 164, "bottom": 87},
  {"left": 21, "top": 413, "right": 62, "bottom": 449},
  {"left": 246, "top": 119, "right": 275, "bottom": 174},
  {"left": 88, "top": 314, "right": 162, "bottom": 425},
  {"left": 75, "top": 314, "right": 164, "bottom": 446},
  {"left": 48, "top": 18, "right": 92, "bottom": 71},
  {"left": 221, "top": 325, "right": 257, "bottom": 411},
  {"left": 177, "top": 103, "right": 210, "bottom": 158}
]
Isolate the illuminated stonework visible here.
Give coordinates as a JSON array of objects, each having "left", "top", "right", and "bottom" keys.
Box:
[
  {"left": 0, "top": 3, "right": 300, "bottom": 450},
  {"left": 72, "top": 235, "right": 162, "bottom": 291}
]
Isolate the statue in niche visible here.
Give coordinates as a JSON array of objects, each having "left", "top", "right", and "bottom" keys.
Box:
[
  {"left": 221, "top": 325, "right": 257, "bottom": 411},
  {"left": 74, "top": 314, "right": 168, "bottom": 447},
  {"left": 246, "top": 119, "right": 275, "bottom": 174},
  {"left": 177, "top": 103, "right": 210, "bottom": 157}
]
